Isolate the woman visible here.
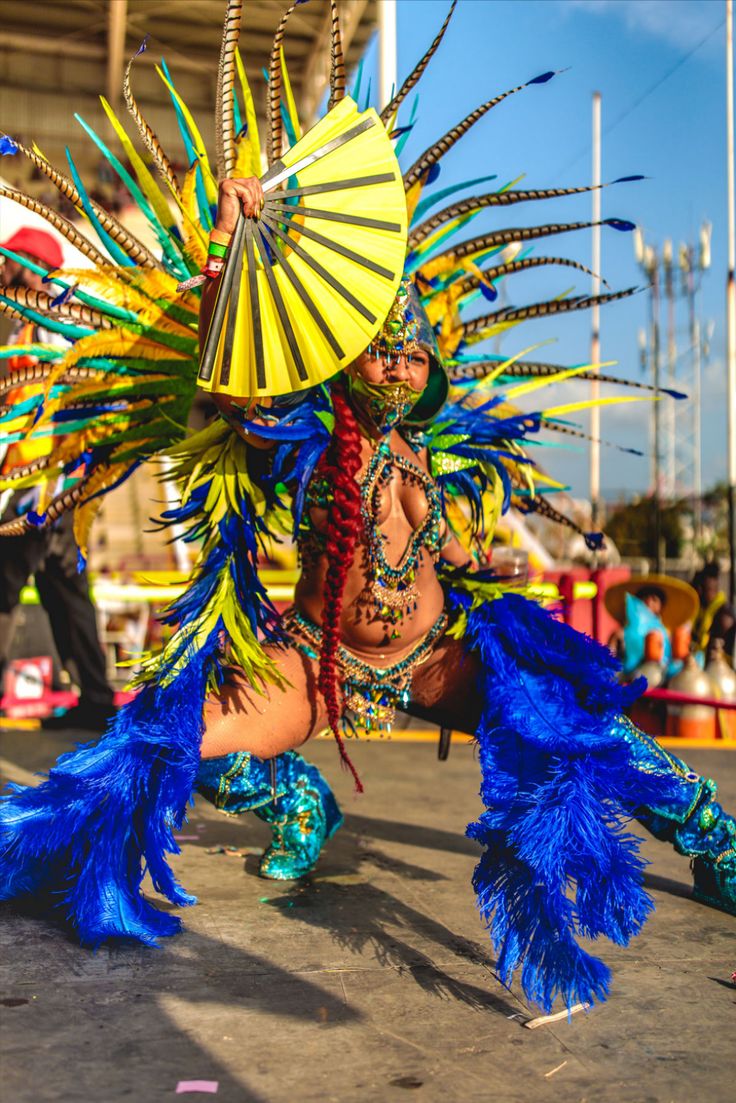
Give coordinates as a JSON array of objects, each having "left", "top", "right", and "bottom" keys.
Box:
[{"left": 1, "top": 2, "right": 733, "bottom": 1015}]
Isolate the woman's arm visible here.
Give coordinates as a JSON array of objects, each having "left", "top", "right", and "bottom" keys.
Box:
[
  {"left": 199, "top": 176, "right": 272, "bottom": 447},
  {"left": 212, "top": 393, "right": 275, "bottom": 451},
  {"left": 439, "top": 529, "right": 475, "bottom": 569},
  {"left": 197, "top": 175, "right": 264, "bottom": 350}
]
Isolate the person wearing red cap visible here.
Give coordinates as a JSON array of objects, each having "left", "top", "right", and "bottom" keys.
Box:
[
  {"left": 0, "top": 227, "right": 115, "bottom": 732},
  {"left": 2, "top": 226, "right": 64, "bottom": 275}
]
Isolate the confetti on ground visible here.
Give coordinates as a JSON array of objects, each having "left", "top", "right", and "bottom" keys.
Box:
[
  {"left": 544, "top": 1060, "right": 568, "bottom": 1079},
  {"left": 205, "top": 845, "right": 261, "bottom": 857},
  {"left": 523, "top": 1002, "right": 589, "bottom": 1029},
  {"left": 175, "top": 1081, "right": 219, "bottom": 1094}
]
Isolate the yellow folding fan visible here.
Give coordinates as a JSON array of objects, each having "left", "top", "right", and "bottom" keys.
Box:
[{"left": 198, "top": 96, "right": 408, "bottom": 398}]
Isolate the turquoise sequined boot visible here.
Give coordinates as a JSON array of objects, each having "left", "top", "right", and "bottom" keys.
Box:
[
  {"left": 196, "top": 750, "right": 343, "bottom": 880},
  {"left": 618, "top": 717, "right": 736, "bottom": 916}
]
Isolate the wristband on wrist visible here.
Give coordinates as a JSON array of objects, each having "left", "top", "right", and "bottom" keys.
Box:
[
  {"left": 176, "top": 255, "right": 226, "bottom": 289},
  {"left": 208, "top": 240, "right": 229, "bottom": 259},
  {"left": 203, "top": 260, "right": 225, "bottom": 278},
  {"left": 210, "top": 227, "right": 232, "bottom": 247}
]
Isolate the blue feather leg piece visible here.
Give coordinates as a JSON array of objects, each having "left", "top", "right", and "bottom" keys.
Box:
[
  {"left": 0, "top": 636, "right": 219, "bottom": 945},
  {"left": 454, "top": 588, "right": 682, "bottom": 1012}
]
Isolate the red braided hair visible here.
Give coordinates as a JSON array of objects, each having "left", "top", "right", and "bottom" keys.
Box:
[{"left": 317, "top": 379, "right": 364, "bottom": 791}]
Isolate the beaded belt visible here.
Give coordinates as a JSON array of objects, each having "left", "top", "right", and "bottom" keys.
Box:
[{"left": 282, "top": 608, "right": 448, "bottom": 732}]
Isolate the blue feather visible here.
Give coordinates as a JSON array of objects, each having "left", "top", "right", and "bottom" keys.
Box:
[
  {"left": 0, "top": 134, "right": 19, "bottom": 155},
  {"left": 0, "top": 637, "right": 220, "bottom": 944},
  {"left": 452, "top": 588, "right": 681, "bottom": 1011}
]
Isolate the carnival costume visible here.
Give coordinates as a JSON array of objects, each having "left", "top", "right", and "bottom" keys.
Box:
[{"left": 0, "top": 1, "right": 733, "bottom": 1014}]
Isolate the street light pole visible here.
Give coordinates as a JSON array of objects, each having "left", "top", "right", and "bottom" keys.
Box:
[
  {"left": 679, "top": 224, "right": 711, "bottom": 550},
  {"left": 651, "top": 248, "right": 663, "bottom": 571},
  {"left": 635, "top": 229, "right": 664, "bottom": 571},
  {"left": 663, "top": 238, "right": 677, "bottom": 499}
]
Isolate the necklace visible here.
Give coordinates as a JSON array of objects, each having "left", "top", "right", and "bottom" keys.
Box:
[{"left": 360, "top": 439, "right": 443, "bottom": 629}]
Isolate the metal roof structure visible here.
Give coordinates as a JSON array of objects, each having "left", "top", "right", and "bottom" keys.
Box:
[{"left": 0, "top": 1, "right": 379, "bottom": 172}]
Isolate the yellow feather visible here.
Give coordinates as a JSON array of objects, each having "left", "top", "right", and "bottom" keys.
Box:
[
  {"left": 279, "top": 46, "right": 303, "bottom": 143},
  {"left": 58, "top": 374, "right": 172, "bottom": 402},
  {"left": 72, "top": 462, "right": 129, "bottom": 559},
  {"left": 156, "top": 66, "right": 218, "bottom": 204},
  {"left": 134, "top": 305, "right": 198, "bottom": 340},
  {"left": 405, "top": 178, "right": 425, "bottom": 222},
  {"left": 61, "top": 266, "right": 196, "bottom": 335},
  {"left": 41, "top": 335, "right": 189, "bottom": 403},
  {"left": 60, "top": 268, "right": 152, "bottom": 314},
  {"left": 542, "top": 394, "right": 659, "bottom": 418},
  {"left": 132, "top": 266, "right": 193, "bottom": 303},
  {"left": 100, "top": 97, "right": 177, "bottom": 233},
  {"left": 234, "top": 137, "right": 257, "bottom": 179},
  {"left": 449, "top": 341, "right": 558, "bottom": 388},
  {"left": 235, "top": 50, "right": 263, "bottom": 174},
  {"left": 503, "top": 361, "right": 617, "bottom": 400},
  {"left": 180, "top": 168, "right": 208, "bottom": 267}
]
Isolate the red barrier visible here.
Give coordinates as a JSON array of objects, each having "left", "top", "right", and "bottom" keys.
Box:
[{"left": 541, "top": 565, "right": 631, "bottom": 643}]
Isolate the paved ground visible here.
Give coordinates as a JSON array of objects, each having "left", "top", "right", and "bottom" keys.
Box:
[{"left": 1, "top": 728, "right": 735, "bottom": 1103}]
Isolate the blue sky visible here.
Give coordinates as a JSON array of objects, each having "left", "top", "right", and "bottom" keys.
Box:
[{"left": 359, "top": 0, "right": 730, "bottom": 500}]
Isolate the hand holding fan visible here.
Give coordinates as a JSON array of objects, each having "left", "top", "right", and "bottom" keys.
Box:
[{"left": 198, "top": 97, "right": 408, "bottom": 398}]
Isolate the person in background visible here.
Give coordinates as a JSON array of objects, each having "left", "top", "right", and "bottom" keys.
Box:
[
  {"left": 605, "top": 574, "right": 698, "bottom": 678},
  {"left": 692, "top": 562, "right": 735, "bottom": 664},
  {"left": 0, "top": 227, "right": 115, "bottom": 732}
]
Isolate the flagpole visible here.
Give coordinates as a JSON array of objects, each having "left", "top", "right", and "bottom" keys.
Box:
[
  {"left": 726, "top": 0, "right": 735, "bottom": 601},
  {"left": 590, "top": 92, "right": 602, "bottom": 526}
]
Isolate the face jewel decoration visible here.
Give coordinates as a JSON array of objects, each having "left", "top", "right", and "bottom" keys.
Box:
[
  {"left": 347, "top": 277, "right": 445, "bottom": 432},
  {"left": 372, "top": 277, "right": 421, "bottom": 359},
  {"left": 347, "top": 374, "right": 422, "bottom": 432},
  {"left": 370, "top": 276, "right": 442, "bottom": 363}
]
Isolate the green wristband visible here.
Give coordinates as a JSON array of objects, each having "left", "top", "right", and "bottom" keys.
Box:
[{"left": 208, "top": 240, "right": 229, "bottom": 258}]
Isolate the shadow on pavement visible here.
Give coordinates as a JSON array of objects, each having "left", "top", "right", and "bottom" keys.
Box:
[
  {"left": 250, "top": 843, "right": 518, "bottom": 1018},
  {"left": 0, "top": 903, "right": 360, "bottom": 1102}
]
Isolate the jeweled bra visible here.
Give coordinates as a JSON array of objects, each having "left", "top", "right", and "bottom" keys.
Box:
[{"left": 298, "top": 434, "right": 444, "bottom": 631}]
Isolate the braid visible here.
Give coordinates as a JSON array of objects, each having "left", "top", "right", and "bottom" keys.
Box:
[{"left": 317, "top": 380, "right": 364, "bottom": 791}]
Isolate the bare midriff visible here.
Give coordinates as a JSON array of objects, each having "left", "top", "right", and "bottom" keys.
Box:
[{"left": 294, "top": 427, "right": 446, "bottom": 662}]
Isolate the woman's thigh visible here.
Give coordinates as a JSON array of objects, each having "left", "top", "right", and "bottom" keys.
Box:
[
  {"left": 201, "top": 643, "right": 328, "bottom": 759},
  {"left": 409, "top": 634, "right": 482, "bottom": 734}
]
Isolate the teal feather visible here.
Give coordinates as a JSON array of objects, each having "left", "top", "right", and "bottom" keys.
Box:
[
  {"left": 361, "top": 78, "right": 372, "bottom": 113},
  {"left": 74, "top": 113, "right": 184, "bottom": 271},
  {"left": 0, "top": 345, "right": 63, "bottom": 361},
  {"left": 233, "top": 94, "right": 243, "bottom": 138},
  {"left": 405, "top": 211, "right": 480, "bottom": 272},
  {"left": 351, "top": 56, "right": 365, "bottom": 103},
  {"left": 411, "top": 174, "right": 499, "bottom": 225},
  {"left": 0, "top": 245, "right": 137, "bottom": 322},
  {"left": 64, "top": 148, "right": 133, "bottom": 267},
  {"left": 0, "top": 294, "right": 91, "bottom": 341},
  {"left": 159, "top": 60, "right": 213, "bottom": 230},
  {"left": 393, "top": 95, "right": 419, "bottom": 158}
]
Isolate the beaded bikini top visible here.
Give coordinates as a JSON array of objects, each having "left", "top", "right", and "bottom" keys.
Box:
[{"left": 299, "top": 436, "right": 444, "bottom": 631}]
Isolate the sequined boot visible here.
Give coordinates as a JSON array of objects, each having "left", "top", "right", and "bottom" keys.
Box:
[
  {"left": 196, "top": 750, "right": 342, "bottom": 880},
  {"left": 618, "top": 717, "right": 736, "bottom": 916},
  {"left": 256, "top": 752, "right": 344, "bottom": 880}
]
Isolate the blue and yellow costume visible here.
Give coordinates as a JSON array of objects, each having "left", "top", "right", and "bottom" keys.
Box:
[{"left": 0, "top": 0, "right": 733, "bottom": 1014}]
